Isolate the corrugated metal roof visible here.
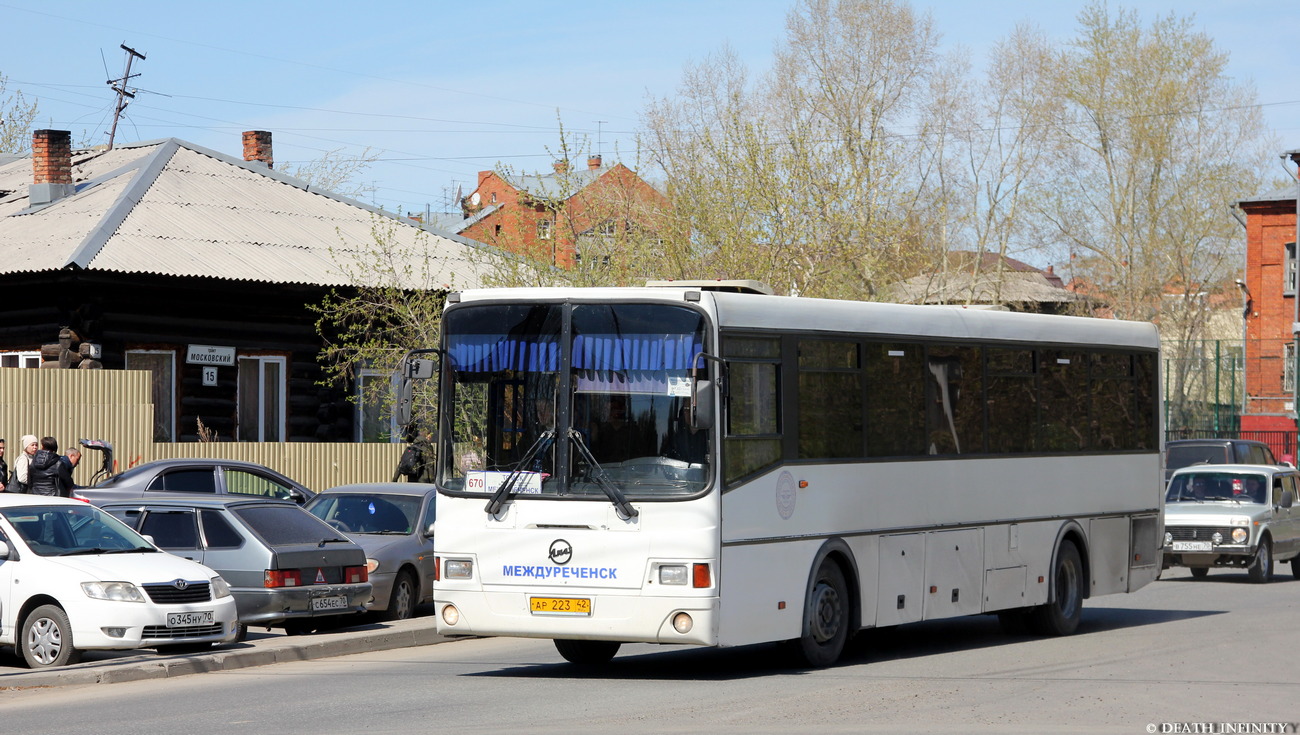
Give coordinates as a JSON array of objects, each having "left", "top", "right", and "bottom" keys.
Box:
[{"left": 0, "top": 138, "right": 495, "bottom": 289}]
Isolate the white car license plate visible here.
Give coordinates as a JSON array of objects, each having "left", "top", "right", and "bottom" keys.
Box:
[
  {"left": 1172, "top": 540, "right": 1212, "bottom": 552},
  {"left": 311, "top": 595, "right": 349, "bottom": 612},
  {"left": 167, "top": 611, "right": 214, "bottom": 627}
]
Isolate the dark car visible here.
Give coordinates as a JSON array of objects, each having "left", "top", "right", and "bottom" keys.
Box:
[
  {"left": 73, "top": 458, "right": 314, "bottom": 505},
  {"left": 1164, "top": 439, "right": 1281, "bottom": 482},
  {"left": 99, "top": 496, "right": 371, "bottom": 636},
  {"left": 305, "top": 483, "right": 437, "bottom": 620}
]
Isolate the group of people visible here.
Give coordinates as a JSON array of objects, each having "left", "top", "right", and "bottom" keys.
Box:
[{"left": 0, "top": 435, "right": 81, "bottom": 497}]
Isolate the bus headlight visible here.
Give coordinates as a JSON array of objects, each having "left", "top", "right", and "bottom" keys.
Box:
[
  {"left": 445, "top": 559, "right": 474, "bottom": 580},
  {"left": 658, "top": 565, "right": 688, "bottom": 585},
  {"left": 1232, "top": 528, "right": 1248, "bottom": 544}
]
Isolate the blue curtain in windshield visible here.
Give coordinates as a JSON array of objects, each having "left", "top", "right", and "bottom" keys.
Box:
[
  {"left": 450, "top": 335, "right": 702, "bottom": 374},
  {"left": 449, "top": 337, "right": 559, "bottom": 373}
]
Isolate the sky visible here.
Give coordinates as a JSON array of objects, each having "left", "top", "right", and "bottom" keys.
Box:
[{"left": 3, "top": 1, "right": 1298, "bottom": 219}]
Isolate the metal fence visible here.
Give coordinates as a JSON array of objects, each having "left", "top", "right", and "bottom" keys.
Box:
[{"left": 0, "top": 368, "right": 403, "bottom": 491}]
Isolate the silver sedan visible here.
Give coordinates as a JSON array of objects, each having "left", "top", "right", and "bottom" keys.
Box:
[{"left": 305, "top": 483, "right": 437, "bottom": 620}]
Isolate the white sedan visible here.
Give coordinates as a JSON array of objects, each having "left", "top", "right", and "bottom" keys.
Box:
[{"left": 0, "top": 495, "right": 238, "bottom": 668}]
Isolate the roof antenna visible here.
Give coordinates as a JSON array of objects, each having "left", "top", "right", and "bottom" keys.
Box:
[
  {"left": 106, "top": 43, "right": 146, "bottom": 150},
  {"left": 595, "top": 120, "right": 607, "bottom": 158}
]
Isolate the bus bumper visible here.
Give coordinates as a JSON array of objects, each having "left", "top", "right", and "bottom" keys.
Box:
[{"left": 434, "top": 589, "right": 720, "bottom": 646}]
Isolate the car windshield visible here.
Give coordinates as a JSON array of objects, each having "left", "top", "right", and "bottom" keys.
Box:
[
  {"left": 233, "top": 504, "right": 348, "bottom": 546},
  {"left": 1, "top": 504, "right": 154, "bottom": 556},
  {"left": 1167, "top": 472, "right": 1268, "bottom": 504},
  {"left": 1165, "top": 445, "right": 1228, "bottom": 474},
  {"left": 306, "top": 494, "right": 423, "bottom": 534}
]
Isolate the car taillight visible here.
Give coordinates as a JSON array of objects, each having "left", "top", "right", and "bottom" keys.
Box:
[
  {"left": 344, "top": 565, "right": 368, "bottom": 584},
  {"left": 265, "top": 569, "right": 303, "bottom": 588}
]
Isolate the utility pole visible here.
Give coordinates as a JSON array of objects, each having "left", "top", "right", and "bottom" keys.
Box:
[{"left": 106, "top": 44, "right": 146, "bottom": 150}]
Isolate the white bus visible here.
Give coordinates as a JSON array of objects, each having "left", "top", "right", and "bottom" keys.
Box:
[{"left": 421, "top": 282, "right": 1162, "bottom": 666}]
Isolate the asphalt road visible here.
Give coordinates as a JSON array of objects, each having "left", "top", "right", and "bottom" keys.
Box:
[{"left": 2, "top": 567, "right": 1299, "bottom": 734}]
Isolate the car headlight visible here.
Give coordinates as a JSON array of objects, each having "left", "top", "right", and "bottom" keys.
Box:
[
  {"left": 82, "top": 581, "right": 146, "bottom": 603},
  {"left": 1232, "top": 528, "right": 1249, "bottom": 544},
  {"left": 1211, "top": 532, "right": 1223, "bottom": 544},
  {"left": 1164, "top": 532, "right": 1173, "bottom": 546},
  {"left": 210, "top": 576, "right": 233, "bottom": 599}
]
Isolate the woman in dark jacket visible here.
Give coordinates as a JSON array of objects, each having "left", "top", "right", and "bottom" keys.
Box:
[{"left": 28, "top": 437, "right": 65, "bottom": 497}]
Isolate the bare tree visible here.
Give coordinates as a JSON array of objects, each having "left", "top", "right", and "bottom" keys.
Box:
[
  {"left": 279, "top": 146, "right": 380, "bottom": 201},
  {"left": 0, "top": 73, "right": 38, "bottom": 153}
]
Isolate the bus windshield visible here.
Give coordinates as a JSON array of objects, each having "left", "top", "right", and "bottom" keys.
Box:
[{"left": 440, "top": 301, "right": 710, "bottom": 499}]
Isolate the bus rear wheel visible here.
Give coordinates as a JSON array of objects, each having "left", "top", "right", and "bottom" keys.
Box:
[
  {"left": 1030, "top": 540, "right": 1083, "bottom": 636},
  {"left": 793, "top": 560, "right": 850, "bottom": 667},
  {"left": 554, "top": 639, "right": 620, "bottom": 665}
]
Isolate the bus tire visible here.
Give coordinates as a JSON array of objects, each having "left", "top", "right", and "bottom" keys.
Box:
[
  {"left": 1029, "top": 540, "right": 1083, "bottom": 637},
  {"left": 554, "top": 639, "right": 620, "bottom": 665},
  {"left": 793, "top": 560, "right": 850, "bottom": 668}
]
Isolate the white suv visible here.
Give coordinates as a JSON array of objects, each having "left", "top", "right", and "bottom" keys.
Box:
[
  {"left": 1162, "top": 464, "right": 1300, "bottom": 583},
  {"left": 0, "top": 495, "right": 238, "bottom": 668}
]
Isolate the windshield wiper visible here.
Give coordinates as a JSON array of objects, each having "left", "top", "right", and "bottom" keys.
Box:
[
  {"left": 568, "top": 429, "right": 639, "bottom": 520},
  {"left": 485, "top": 429, "right": 554, "bottom": 515},
  {"left": 57, "top": 547, "right": 116, "bottom": 556}
]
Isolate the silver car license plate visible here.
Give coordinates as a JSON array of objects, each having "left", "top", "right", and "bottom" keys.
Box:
[
  {"left": 1172, "top": 540, "right": 1212, "bottom": 552},
  {"left": 311, "top": 595, "right": 349, "bottom": 612},
  {"left": 167, "top": 610, "right": 215, "bottom": 627}
]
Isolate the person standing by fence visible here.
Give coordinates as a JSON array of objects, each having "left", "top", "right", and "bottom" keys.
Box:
[
  {"left": 0, "top": 438, "right": 8, "bottom": 492},
  {"left": 12, "top": 434, "right": 38, "bottom": 494},
  {"left": 28, "top": 437, "right": 66, "bottom": 497}
]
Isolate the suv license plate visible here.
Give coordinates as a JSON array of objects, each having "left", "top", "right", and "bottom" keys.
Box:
[
  {"left": 311, "top": 595, "right": 349, "bottom": 611},
  {"left": 167, "top": 611, "right": 214, "bottom": 627},
  {"left": 1172, "top": 541, "right": 1212, "bottom": 552}
]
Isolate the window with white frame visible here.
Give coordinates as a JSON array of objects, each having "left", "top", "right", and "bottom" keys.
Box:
[
  {"left": 0, "top": 351, "right": 41, "bottom": 368},
  {"left": 1286, "top": 343, "right": 1296, "bottom": 396},
  {"left": 356, "top": 368, "right": 400, "bottom": 442},
  {"left": 237, "top": 356, "right": 286, "bottom": 442},
  {"left": 1286, "top": 242, "right": 1297, "bottom": 296},
  {"left": 125, "top": 350, "right": 177, "bottom": 442},
  {"left": 538, "top": 218, "right": 554, "bottom": 240}
]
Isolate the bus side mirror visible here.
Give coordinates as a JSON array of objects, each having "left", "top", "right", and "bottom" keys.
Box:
[
  {"left": 394, "top": 355, "right": 439, "bottom": 427},
  {"left": 692, "top": 380, "right": 715, "bottom": 431}
]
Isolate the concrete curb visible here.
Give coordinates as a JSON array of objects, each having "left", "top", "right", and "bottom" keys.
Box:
[{"left": 0, "top": 617, "right": 453, "bottom": 689}]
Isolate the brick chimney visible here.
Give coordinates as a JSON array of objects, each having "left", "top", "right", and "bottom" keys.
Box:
[
  {"left": 30, "top": 129, "right": 75, "bottom": 206},
  {"left": 587, "top": 155, "right": 602, "bottom": 170},
  {"left": 553, "top": 159, "right": 569, "bottom": 174},
  {"left": 242, "top": 130, "right": 273, "bottom": 169}
]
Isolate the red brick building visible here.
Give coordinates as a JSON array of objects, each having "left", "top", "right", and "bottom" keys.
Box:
[
  {"left": 1234, "top": 159, "right": 1300, "bottom": 452},
  {"left": 456, "top": 156, "right": 668, "bottom": 268}
]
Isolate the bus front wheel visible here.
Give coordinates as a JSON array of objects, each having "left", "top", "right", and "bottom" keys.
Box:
[
  {"left": 793, "top": 560, "right": 850, "bottom": 668},
  {"left": 1030, "top": 540, "right": 1083, "bottom": 636},
  {"left": 554, "top": 639, "right": 620, "bottom": 665}
]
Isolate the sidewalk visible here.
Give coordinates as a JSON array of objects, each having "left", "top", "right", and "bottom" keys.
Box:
[{"left": 0, "top": 614, "right": 452, "bottom": 689}]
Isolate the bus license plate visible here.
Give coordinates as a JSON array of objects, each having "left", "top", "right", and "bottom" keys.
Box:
[
  {"left": 311, "top": 595, "right": 349, "bottom": 611},
  {"left": 1172, "top": 541, "right": 1212, "bottom": 552},
  {"left": 530, "top": 597, "right": 591, "bottom": 616},
  {"left": 167, "top": 611, "right": 214, "bottom": 627}
]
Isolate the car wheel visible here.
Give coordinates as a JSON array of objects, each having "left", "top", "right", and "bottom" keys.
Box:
[
  {"left": 791, "top": 559, "right": 851, "bottom": 667},
  {"left": 21, "top": 604, "right": 81, "bottom": 669},
  {"left": 1029, "top": 540, "right": 1084, "bottom": 636},
  {"left": 234, "top": 623, "right": 248, "bottom": 643},
  {"left": 379, "top": 570, "right": 418, "bottom": 622},
  {"left": 554, "top": 639, "right": 620, "bottom": 664},
  {"left": 1189, "top": 567, "right": 1209, "bottom": 579},
  {"left": 1247, "top": 537, "right": 1273, "bottom": 583}
]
